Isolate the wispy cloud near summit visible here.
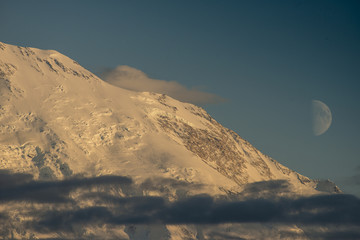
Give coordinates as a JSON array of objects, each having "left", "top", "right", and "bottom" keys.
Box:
[{"left": 101, "top": 65, "right": 225, "bottom": 104}]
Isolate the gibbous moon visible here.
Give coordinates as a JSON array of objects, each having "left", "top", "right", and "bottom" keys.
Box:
[{"left": 312, "top": 100, "right": 332, "bottom": 136}]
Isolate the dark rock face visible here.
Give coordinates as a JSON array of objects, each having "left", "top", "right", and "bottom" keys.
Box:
[
  {"left": 0, "top": 42, "right": 6, "bottom": 51},
  {"left": 158, "top": 114, "right": 248, "bottom": 184},
  {"left": 0, "top": 62, "right": 17, "bottom": 78},
  {"left": 156, "top": 102, "right": 279, "bottom": 185}
]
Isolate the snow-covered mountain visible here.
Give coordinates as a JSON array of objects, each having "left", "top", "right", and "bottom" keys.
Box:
[{"left": 0, "top": 42, "right": 340, "bottom": 239}]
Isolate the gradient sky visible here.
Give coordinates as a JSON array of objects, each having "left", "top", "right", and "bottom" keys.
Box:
[{"left": 1, "top": 0, "right": 359, "bottom": 195}]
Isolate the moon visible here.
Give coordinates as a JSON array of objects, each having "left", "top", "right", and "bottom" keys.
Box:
[{"left": 312, "top": 100, "right": 332, "bottom": 136}]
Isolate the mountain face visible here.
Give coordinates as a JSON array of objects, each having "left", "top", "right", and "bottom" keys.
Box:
[{"left": 0, "top": 42, "right": 339, "bottom": 239}]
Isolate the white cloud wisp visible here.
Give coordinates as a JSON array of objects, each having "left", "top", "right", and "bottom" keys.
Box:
[{"left": 102, "top": 65, "right": 225, "bottom": 104}]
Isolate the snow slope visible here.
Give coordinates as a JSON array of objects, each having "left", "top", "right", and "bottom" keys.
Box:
[
  {"left": 0, "top": 42, "right": 322, "bottom": 193},
  {"left": 0, "top": 42, "right": 339, "bottom": 239}
]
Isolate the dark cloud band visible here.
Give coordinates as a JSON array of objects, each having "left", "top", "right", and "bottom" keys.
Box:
[{"left": 1, "top": 171, "right": 359, "bottom": 238}]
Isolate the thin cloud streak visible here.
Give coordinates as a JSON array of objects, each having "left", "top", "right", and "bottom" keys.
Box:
[
  {"left": 101, "top": 65, "right": 226, "bottom": 104},
  {"left": 345, "top": 166, "right": 360, "bottom": 186}
]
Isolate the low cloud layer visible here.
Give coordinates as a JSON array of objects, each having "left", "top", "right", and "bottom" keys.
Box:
[
  {"left": 101, "top": 65, "right": 225, "bottom": 104},
  {"left": 33, "top": 193, "right": 360, "bottom": 235},
  {"left": 1, "top": 171, "right": 360, "bottom": 239}
]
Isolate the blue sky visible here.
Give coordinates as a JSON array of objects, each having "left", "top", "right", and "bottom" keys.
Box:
[{"left": 1, "top": 0, "right": 359, "bottom": 195}]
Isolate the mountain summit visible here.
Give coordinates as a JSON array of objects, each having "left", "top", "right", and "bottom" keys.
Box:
[{"left": 0, "top": 42, "right": 340, "bottom": 239}]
